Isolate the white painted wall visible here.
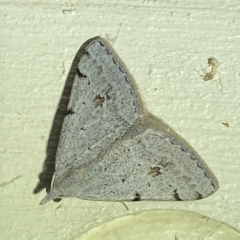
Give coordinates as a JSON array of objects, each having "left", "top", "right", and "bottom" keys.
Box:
[{"left": 1, "top": 1, "right": 239, "bottom": 239}]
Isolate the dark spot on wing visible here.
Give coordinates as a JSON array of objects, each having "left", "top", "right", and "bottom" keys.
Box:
[
  {"left": 132, "top": 192, "right": 141, "bottom": 201},
  {"left": 83, "top": 50, "right": 89, "bottom": 55},
  {"left": 181, "top": 147, "right": 187, "bottom": 152},
  {"left": 191, "top": 155, "right": 196, "bottom": 160},
  {"left": 196, "top": 192, "right": 203, "bottom": 200},
  {"left": 148, "top": 167, "right": 161, "bottom": 176},
  {"left": 94, "top": 94, "right": 105, "bottom": 107},
  {"left": 112, "top": 57, "right": 118, "bottom": 65},
  {"left": 173, "top": 189, "right": 182, "bottom": 201},
  {"left": 98, "top": 41, "right": 104, "bottom": 46},
  {"left": 105, "top": 48, "right": 110, "bottom": 55},
  {"left": 119, "top": 67, "right": 125, "bottom": 73},
  {"left": 77, "top": 68, "right": 87, "bottom": 78},
  {"left": 211, "top": 181, "right": 216, "bottom": 189},
  {"left": 204, "top": 172, "right": 210, "bottom": 178},
  {"left": 66, "top": 108, "right": 75, "bottom": 115}
]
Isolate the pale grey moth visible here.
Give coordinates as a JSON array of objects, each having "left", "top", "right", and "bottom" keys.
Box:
[{"left": 40, "top": 37, "right": 218, "bottom": 205}]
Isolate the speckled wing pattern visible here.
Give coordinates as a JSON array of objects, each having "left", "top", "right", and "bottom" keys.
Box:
[{"left": 40, "top": 38, "right": 218, "bottom": 205}]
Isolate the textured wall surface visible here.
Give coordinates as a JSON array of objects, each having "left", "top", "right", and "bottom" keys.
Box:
[{"left": 1, "top": 1, "right": 240, "bottom": 239}]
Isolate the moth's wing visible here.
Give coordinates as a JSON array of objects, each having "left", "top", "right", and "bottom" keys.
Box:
[
  {"left": 43, "top": 126, "right": 218, "bottom": 202},
  {"left": 40, "top": 38, "right": 143, "bottom": 204},
  {"left": 57, "top": 38, "right": 143, "bottom": 169}
]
